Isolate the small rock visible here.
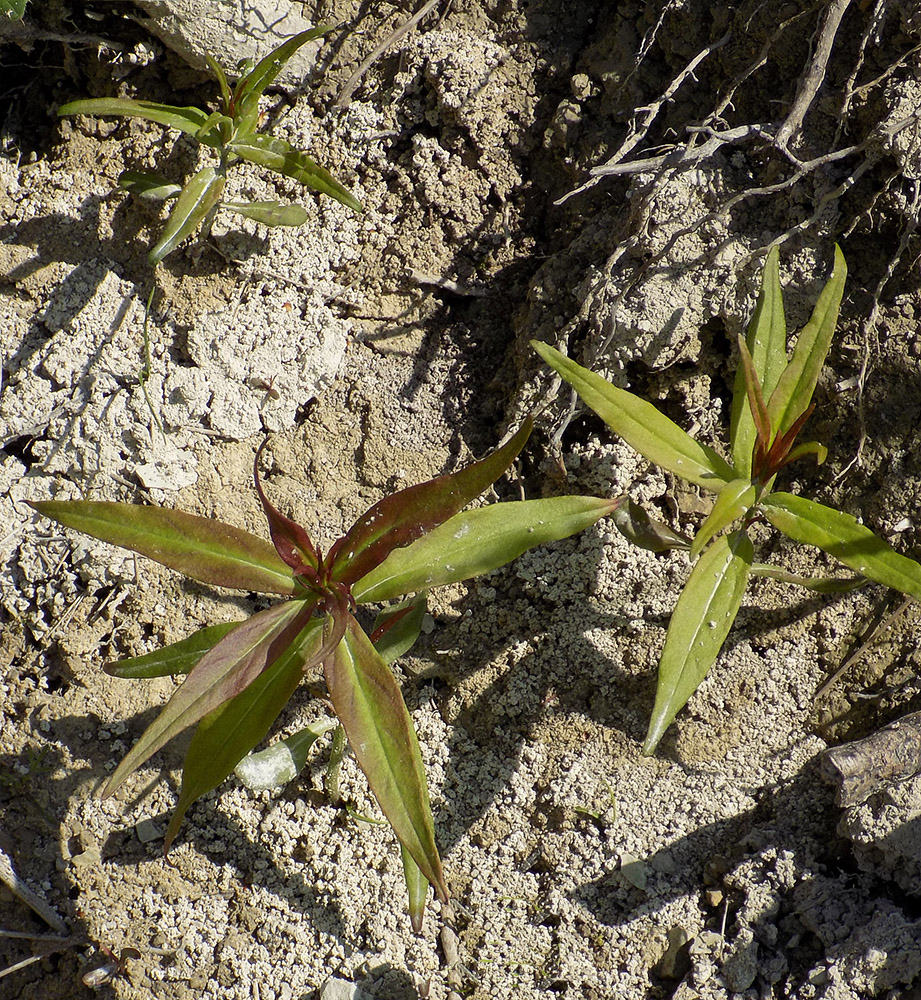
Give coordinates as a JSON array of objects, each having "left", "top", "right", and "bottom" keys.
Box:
[
  {"left": 135, "top": 818, "right": 162, "bottom": 843},
  {"left": 319, "top": 978, "right": 365, "bottom": 1000}
]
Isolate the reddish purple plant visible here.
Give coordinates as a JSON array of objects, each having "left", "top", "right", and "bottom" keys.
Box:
[{"left": 31, "top": 419, "right": 617, "bottom": 927}]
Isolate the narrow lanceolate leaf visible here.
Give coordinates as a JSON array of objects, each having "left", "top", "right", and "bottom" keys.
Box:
[
  {"left": 234, "top": 718, "right": 337, "bottom": 792},
  {"left": 401, "top": 844, "right": 429, "bottom": 934},
  {"left": 233, "top": 26, "right": 333, "bottom": 130},
  {"left": 118, "top": 170, "right": 182, "bottom": 201},
  {"left": 223, "top": 201, "right": 309, "bottom": 226},
  {"left": 762, "top": 493, "right": 921, "bottom": 600},
  {"left": 750, "top": 563, "right": 864, "bottom": 593},
  {"left": 205, "top": 52, "right": 232, "bottom": 115},
  {"left": 106, "top": 621, "right": 242, "bottom": 678},
  {"left": 352, "top": 495, "right": 619, "bottom": 604},
  {"left": 163, "top": 616, "right": 326, "bottom": 851},
  {"left": 324, "top": 614, "right": 447, "bottom": 901},
  {"left": 766, "top": 245, "right": 847, "bottom": 436},
  {"left": 103, "top": 599, "right": 313, "bottom": 798},
  {"left": 330, "top": 419, "right": 533, "bottom": 586},
  {"left": 736, "top": 335, "right": 771, "bottom": 462},
  {"left": 228, "top": 134, "right": 361, "bottom": 212},
  {"left": 690, "top": 479, "right": 756, "bottom": 560},
  {"left": 149, "top": 165, "right": 225, "bottom": 264},
  {"left": 28, "top": 500, "right": 297, "bottom": 595},
  {"left": 731, "top": 246, "right": 787, "bottom": 475},
  {"left": 533, "top": 342, "right": 735, "bottom": 490},
  {"left": 253, "top": 440, "right": 320, "bottom": 576},
  {"left": 57, "top": 98, "right": 211, "bottom": 136},
  {"left": 644, "top": 530, "right": 753, "bottom": 755}
]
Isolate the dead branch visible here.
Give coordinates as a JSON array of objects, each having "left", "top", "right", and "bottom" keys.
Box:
[{"left": 823, "top": 706, "right": 921, "bottom": 807}]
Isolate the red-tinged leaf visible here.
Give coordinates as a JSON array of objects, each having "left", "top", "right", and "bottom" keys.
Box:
[
  {"left": 351, "top": 495, "right": 620, "bottom": 605},
  {"left": 253, "top": 439, "right": 320, "bottom": 577},
  {"left": 106, "top": 621, "right": 242, "bottom": 678},
  {"left": 730, "top": 246, "right": 787, "bottom": 476},
  {"left": 329, "top": 419, "right": 533, "bottom": 586},
  {"left": 163, "top": 616, "right": 326, "bottom": 851},
  {"left": 102, "top": 599, "right": 314, "bottom": 798},
  {"left": 28, "top": 500, "right": 297, "bottom": 595},
  {"left": 401, "top": 844, "right": 429, "bottom": 934},
  {"left": 736, "top": 335, "right": 771, "bottom": 460},
  {"left": 766, "top": 245, "right": 847, "bottom": 436},
  {"left": 324, "top": 614, "right": 447, "bottom": 902}
]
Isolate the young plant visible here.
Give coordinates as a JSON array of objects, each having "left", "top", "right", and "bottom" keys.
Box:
[
  {"left": 58, "top": 27, "right": 360, "bottom": 265},
  {"left": 29, "top": 420, "right": 617, "bottom": 928},
  {"left": 535, "top": 246, "right": 921, "bottom": 754}
]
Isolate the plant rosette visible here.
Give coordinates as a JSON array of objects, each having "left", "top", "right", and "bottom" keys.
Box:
[
  {"left": 30, "top": 418, "right": 618, "bottom": 929},
  {"left": 535, "top": 245, "right": 921, "bottom": 753}
]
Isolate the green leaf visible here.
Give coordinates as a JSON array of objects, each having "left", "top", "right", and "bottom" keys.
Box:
[
  {"left": 766, "top": 245, "right": 847, "bottom": 436},
  {"left": 610, "top": 497, "right": 691, "bottom": 552},
  {"left": 57, "top": 98, "right": 211, "bottom": 136},
  {"left": 690, "top": 479, "right": 756, "bottom": 560},
  {"left": 228, "top": 134, "right": 361, "bottom": 212},
  {"left": 730, "top": 247, "right": 787, "bottom": 475},
  {"left": 371, "top": 594, "right": 428, "bottom": 664},
  {"left": 750, "top": 562, "right": 864, "bottom": 592},
  {"left": 324, "top": 614, "right": 448, "bottom": 901},
  {"left": 352, "top": 495, "right": 619, "bottom": 604},
  {"left": 234, "top": 717, "right": 337, "bottom": 792},
  {"left": 102, "top": 599, "right": 314, "bottom": 798},
  {"left": 532, "top": 341, "right": 735, "bottom": 490},
  {"left": 781, "top": 439, "right": 828, "bottom": 468},
  {"left": 1, "top": 0, "right": 28, "bottom": 19},
  {"left": 643, "top": 530, "right": 753, "bottom": 754},
  {"left": 106, "top": 621, "right": 242, "bottom": 678},
  {"left": 205, "top": 52, "right": 232, "bottom": 115},
  {"left": 164, "top": 616, "right": 326, "bottom": 850},
  {"left": 28, "top": 500, "right": 297, "bottom": 595},
  {"left": 223, "top": 201, "right": 310, "bottom": 226},
  {"left": 118, "top": 170, "right": 182, "bottom": 201},
  {"left": 762, "top": 492, "right": 921, "bottom": 600},
  {"left": 330, "top": 419, "right": 533, "bottom": 586},
  {"left": 401, "top": 844, "right": 429, "bottom": 934},
  {"left": 233, "top": 26, "right": 332, "bottom": 129},
  {"left": 149, "top": 165, "right": 225, "bottom": 264}
]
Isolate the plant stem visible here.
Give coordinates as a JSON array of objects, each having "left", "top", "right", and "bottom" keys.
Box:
[{"left": 326, "top": 724, "right": 346, "bottom": 805}]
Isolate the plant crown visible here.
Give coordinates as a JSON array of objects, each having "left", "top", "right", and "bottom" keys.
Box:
[
  {"left": 58, "top": 27, "right": 360, "bottom": 264},
  {"left": 30, "top": 420, "right": 617, "bottom": 929},
  {"left": 535, "top": 246, "right": 921, "bottom": 753}
]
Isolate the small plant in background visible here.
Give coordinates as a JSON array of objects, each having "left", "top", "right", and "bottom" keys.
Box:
[
  {"left": 58, "top": 27, "right": 360, "bottom": 265},
  {"left": 30, "top": 420, "right": 618, "bottom": 928},
  {"left": 535, "top": 245, "right": 921, "bottom": 754}
]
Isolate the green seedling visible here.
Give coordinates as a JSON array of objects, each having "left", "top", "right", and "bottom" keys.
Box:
[
  {"left": 30, "top": 420, "right": 617, "bottom": 928},
  {"left": 536, "top": 246, "right": 921, "bottom": 754},
  {"left": 58, "top": 27, "right": 360, "bottom": 265}
]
